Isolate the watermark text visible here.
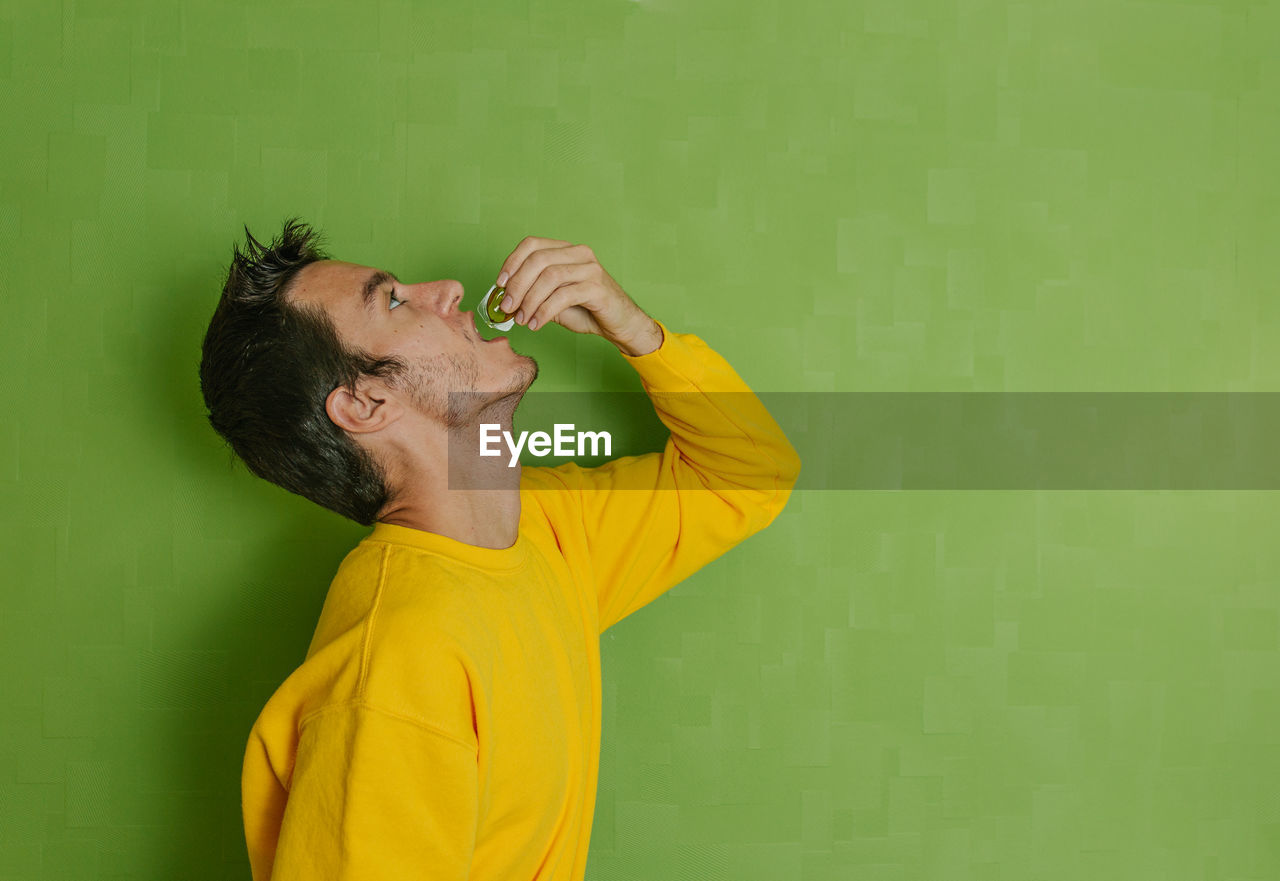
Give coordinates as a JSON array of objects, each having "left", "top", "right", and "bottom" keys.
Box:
[{"left": 479, "top": 423, "right": 613, "bottom": 467}]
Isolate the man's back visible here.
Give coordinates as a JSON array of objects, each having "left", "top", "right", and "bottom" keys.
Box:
[{"left": 242, "top": 506, "right": 606, "bottom": 881}]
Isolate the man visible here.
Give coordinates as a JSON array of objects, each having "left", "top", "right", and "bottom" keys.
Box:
[{"left": 199, "top": 217, "right": 801, "bottom": 880}]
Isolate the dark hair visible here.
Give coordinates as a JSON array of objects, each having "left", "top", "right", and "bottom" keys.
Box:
[{"left": 199, "top": 216, "right": 407, "bottom": 526}]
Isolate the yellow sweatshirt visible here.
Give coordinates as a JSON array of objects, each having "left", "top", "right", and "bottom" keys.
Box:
[{"left": 241, "top": 319, "right": 801, "bottom": 880}]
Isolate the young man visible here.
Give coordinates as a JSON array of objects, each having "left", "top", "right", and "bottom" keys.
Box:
[{"left": 199, "top": 218, "right": 801, "bottom": 880}]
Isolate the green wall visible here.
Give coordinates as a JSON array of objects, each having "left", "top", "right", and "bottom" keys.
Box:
[{"left": 2, "top": 0, "right": 1278, "bottom": 878}]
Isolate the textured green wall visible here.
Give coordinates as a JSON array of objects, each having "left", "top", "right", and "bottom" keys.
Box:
[{"left": 2, "top": 0, "right": 1278, "bottom": 878}]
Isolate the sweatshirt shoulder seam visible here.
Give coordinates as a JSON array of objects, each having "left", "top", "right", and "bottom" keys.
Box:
[{"left": 356, "top": 544, "right": 391, "bottom": 703}]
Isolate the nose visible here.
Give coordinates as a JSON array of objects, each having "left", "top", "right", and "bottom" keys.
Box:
[
  {"left": 444, "top": 282, "right": 463, "bottom": 313},
  {"left": 419, "top": 281, "right": 465, "bottom": 316}
]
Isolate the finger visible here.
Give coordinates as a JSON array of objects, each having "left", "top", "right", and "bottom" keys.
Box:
[
  {"left": 549, "top": 303, "right": 598, "bottom": 335},
  {"left": 528, "top": 282, "right": 594, "bottom": 331},
  {"left": 516, "top": 262, "right": 594, "bottom": 326},
  {"left": 494, "top": 236, "right": 572, "bottom": 308},
  {"left": 502, "top": 242, "right": 595, "bottom": 318}
]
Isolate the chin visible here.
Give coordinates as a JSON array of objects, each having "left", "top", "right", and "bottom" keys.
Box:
[
  {"left": 512, "top": 352, "right": 538, "bottom": 391},
  {"left": 478, "top": 356, "right": 538, "bottom": 411}
]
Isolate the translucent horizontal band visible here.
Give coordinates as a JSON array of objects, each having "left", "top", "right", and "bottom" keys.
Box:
[{"left": 444, "top": 392, "right": 1280, "bottom": 491}]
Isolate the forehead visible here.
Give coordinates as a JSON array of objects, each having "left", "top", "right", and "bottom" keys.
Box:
[{"left": 287, "top": 259, "right": 373, "bottom": 314}]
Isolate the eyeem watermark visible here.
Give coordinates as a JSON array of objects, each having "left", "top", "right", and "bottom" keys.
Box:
[{"left": 480, "top": 423, "right": 613, "bottom": 467}]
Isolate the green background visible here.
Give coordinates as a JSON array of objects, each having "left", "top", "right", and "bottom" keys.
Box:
[{"left": 2, "top": 0, "right": 1278, "bottom": 878}]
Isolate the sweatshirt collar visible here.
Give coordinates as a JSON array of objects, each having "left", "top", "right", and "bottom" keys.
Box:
[{"left": 365, "top": 515, "right": 531, "bottom": 572}]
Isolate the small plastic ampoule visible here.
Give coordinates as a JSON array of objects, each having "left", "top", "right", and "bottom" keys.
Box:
[{"left": 477, "top": 284, "right": 515, "bottom": 332}]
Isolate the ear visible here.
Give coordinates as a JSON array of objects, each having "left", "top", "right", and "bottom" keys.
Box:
[{"left": 326, "top": 377, "right": 401, "bottom": 435}]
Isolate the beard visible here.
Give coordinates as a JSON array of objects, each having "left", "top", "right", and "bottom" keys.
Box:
[{"left": 395, "top": 348, "right": 538, "bottom": 430}]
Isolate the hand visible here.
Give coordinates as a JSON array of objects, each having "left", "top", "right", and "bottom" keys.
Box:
[{"left": 493, "top": 236, "right": 662, "bottom": 356}]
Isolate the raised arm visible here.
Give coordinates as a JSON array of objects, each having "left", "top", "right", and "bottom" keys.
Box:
[
  {"left": 525, "top": 320, "right": 801, "bottom": 632},
  {"left": 493, "top": 236, "right": 800, "bottom": 632}
]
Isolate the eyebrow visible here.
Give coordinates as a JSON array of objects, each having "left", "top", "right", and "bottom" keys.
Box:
[{"left": 359, "top": 269, "right": 400, "bottom": 314}]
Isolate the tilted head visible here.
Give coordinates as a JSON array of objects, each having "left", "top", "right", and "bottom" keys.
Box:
[{"left": 199, "top": 217, "right": 535, "bottom": 525}]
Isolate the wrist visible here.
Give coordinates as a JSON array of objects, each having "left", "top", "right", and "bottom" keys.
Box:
[{"left": 613, "top": 315, "right": 663, "bottom": 357}]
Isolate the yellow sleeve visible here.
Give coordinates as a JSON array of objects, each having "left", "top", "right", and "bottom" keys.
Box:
[
  {"left": 267, "top": 702, "right": 478, "bottom": 880},
  {"left": 542, "top": 319, "right": 801, "bottom": 633}
]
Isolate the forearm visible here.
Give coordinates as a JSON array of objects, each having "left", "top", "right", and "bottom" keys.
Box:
[{"left": 622, "top": 321, "right": 802, "bottom": 494}]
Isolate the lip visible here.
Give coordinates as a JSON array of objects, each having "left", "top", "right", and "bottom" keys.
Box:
[{"left": 468, "top": 315, "right": 502, "bottom": 344}]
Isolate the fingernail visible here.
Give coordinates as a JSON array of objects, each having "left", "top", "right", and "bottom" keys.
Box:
[
  {"left": 516, "top": 309, "right": 525, "bottom": 323},
  {"left": 497, "top": 271, "right": 509, "bottom": 286},
  {"left": 529, "top": 317, "right": 538, "bottom": 331},
  {"left": 501, "top": 294, "right": 514, "bottom": 312}
]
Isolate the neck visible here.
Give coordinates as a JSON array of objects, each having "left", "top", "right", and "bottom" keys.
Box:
[
  {"left": 375, "top": 396, "right": 525, "bottom": 550},
  {"left": 379, "top": 482, "right": 521, "bottom": 550}
]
